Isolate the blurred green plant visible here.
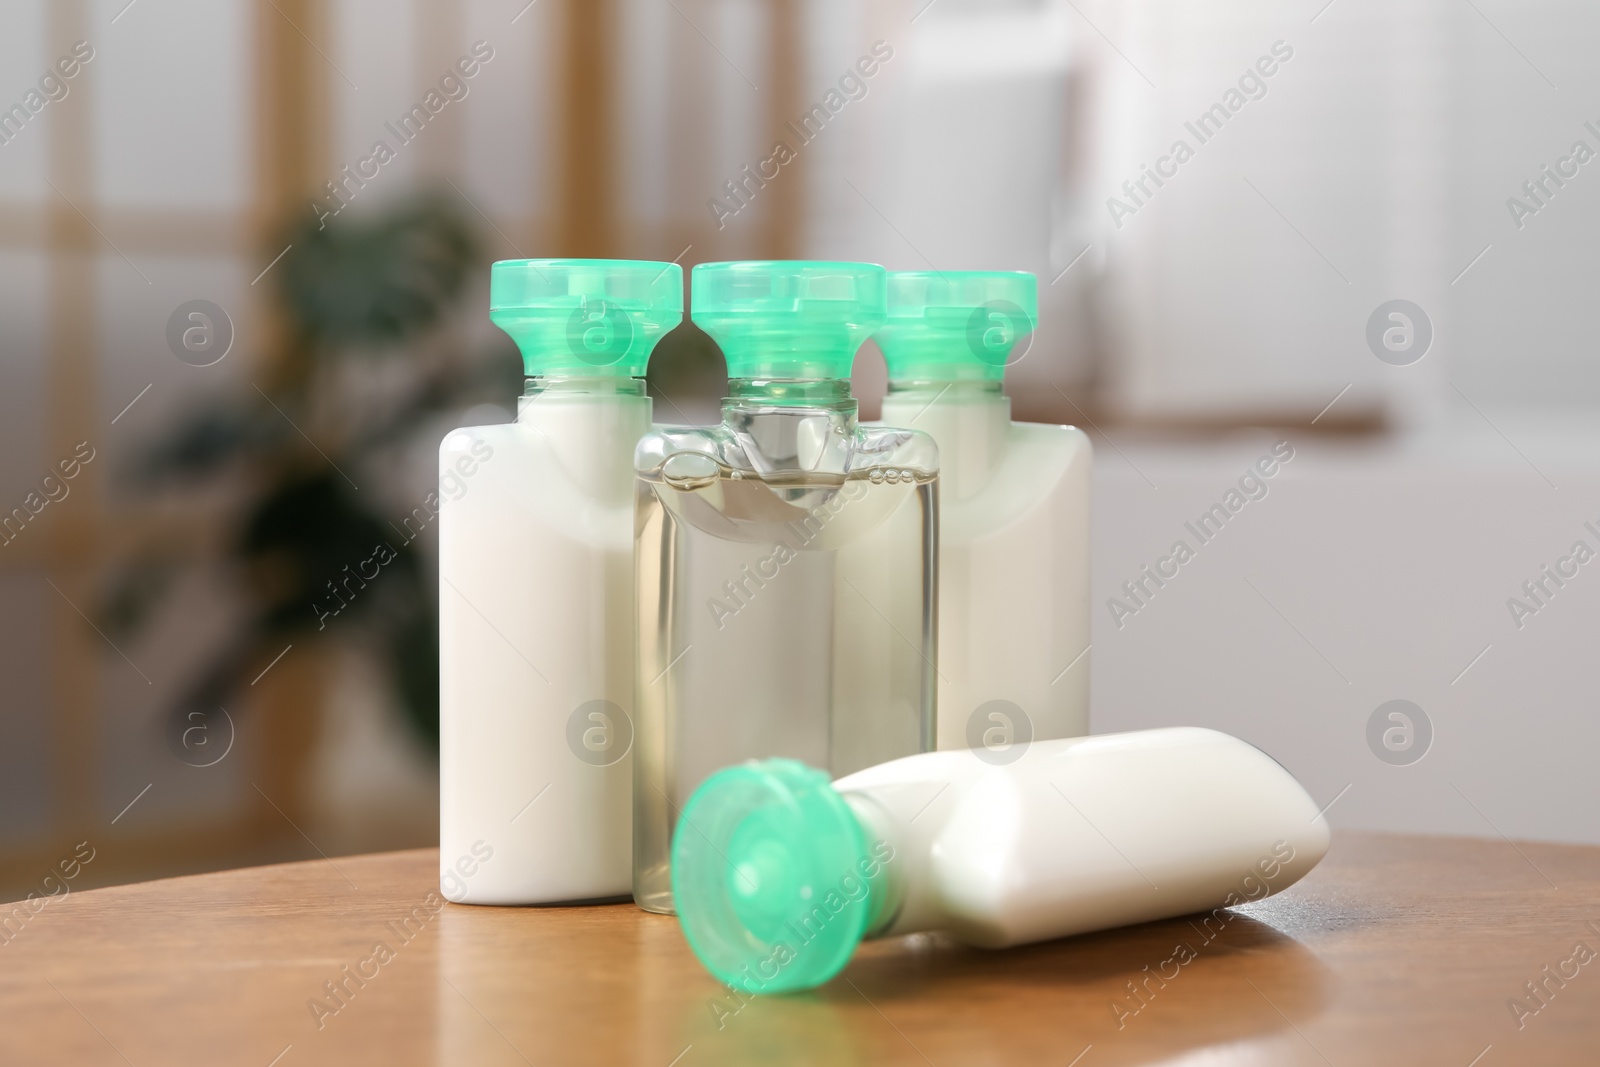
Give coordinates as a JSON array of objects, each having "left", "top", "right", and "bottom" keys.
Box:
[
  {"left": 104, "top": 196, "right": 729, "bottom": 755},
  {"left": 105, "top": 192, "right": 519, "bottom": 752}
]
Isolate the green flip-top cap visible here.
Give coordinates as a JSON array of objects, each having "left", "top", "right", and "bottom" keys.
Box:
[
  {"left": 673, "top": 759, "right": 878, "bottom": 995},
  {"left": 690, "top": 261, "right": 886, "bottom": 380},
  {"left": 489, "top": 259, "right": 683, "bottom": 377},
  {"left": 876, "top": 270, "right": 1038, "bottom": 381}
]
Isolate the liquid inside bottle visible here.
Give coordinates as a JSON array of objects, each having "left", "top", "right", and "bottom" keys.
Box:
[{"left": 632, "top": 262, "right": 939, "bottom": 914}]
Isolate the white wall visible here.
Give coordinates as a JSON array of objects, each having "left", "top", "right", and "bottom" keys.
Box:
[{"left": 1092, "top": 420, "right": 1600, "bottom": 845}]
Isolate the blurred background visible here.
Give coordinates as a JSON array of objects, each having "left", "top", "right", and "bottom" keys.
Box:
[{"left": 3, "top": 0, "right": 1598, "bottom": 900}]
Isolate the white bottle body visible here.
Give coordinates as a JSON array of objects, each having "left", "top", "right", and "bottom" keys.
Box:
[
  {"left": 438, "top": 389, "right": 649, "bottom": 903},
  {"left": 877, "top": 391, "right": 1091, "bottom": 748},
  {"left": 834, "top": 727, "right": 1329, "bottom": 948}
]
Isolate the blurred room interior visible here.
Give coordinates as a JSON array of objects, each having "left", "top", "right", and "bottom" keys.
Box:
[{"left": 3, "top": 0, "right": 1597, "bottom": 900}]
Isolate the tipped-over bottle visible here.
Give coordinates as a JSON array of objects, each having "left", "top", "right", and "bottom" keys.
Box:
[{"left": 672, "top": 727, "right": 1329, "bottom": 992}]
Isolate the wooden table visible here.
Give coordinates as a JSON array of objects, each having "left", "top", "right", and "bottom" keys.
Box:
[{"left": 3, "top": 832, "right": 1597, "bottom": 1065}]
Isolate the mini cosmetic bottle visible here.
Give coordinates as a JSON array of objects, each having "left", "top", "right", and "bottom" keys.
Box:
[
  {"left": 632, "top": 261, "right": 939, "bottom": 914},
  {"left": 439, "top": 259, "right": 682, "bottom": 904},
  {"left": 673, "top": 727, "right": 1329, "bottom": 992},
  {"left": 875, "top": 271, "right": 1091, "bottom": 750}
]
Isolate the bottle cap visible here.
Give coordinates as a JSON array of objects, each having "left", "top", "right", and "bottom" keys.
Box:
[
  {"left": 690, "top": 261, "right": 886, "bottom": 380},
  {"left": 672, "top": 759, "right": 875, "bottom": 994},
  {"left": 489, "top": 259, "right": 683, "bottom": 377},
  {"left": 876, "top": 270, "right": 1037, "bottom": 381}
]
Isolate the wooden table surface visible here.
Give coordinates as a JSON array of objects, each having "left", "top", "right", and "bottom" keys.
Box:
[{"left": 3, "top": 831, "right": 1598, "bottom": 1066}]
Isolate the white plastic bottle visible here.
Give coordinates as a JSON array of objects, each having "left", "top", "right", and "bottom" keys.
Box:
[
  {"left": 671, "top": 727, "right": 1329, "bottom": 992},
  {"left": 875, "top": 271, "right": 1092, "bottom": 750},
  {"left": 438, "top": 259, "right": 682, "bottom": 904}
]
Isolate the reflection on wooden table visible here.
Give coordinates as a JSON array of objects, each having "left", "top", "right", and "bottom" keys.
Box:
[{"left": 2, "top": 832, "right": 1598, "bottom": 1065}]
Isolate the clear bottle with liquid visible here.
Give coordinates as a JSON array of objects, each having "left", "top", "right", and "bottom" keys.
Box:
[
  {"left": 439, "top": 259, "right": 681, "bottom": 904},
  {"left": 875, "top": 271, "right": 1091, "bottom": 751},
  {"left": 633, "top": 261, "right": 939, "bottom": 914}
]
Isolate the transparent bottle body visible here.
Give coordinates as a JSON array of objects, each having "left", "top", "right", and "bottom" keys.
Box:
[
  {"left": 438, "top": 378, "right": 648, "bottom": 904},
  {"left": 879, "top": 382, "right": 1091, "bottom": 751},
  {"left": 633, "top": 381, "right": 939, "bottom": 913}
]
